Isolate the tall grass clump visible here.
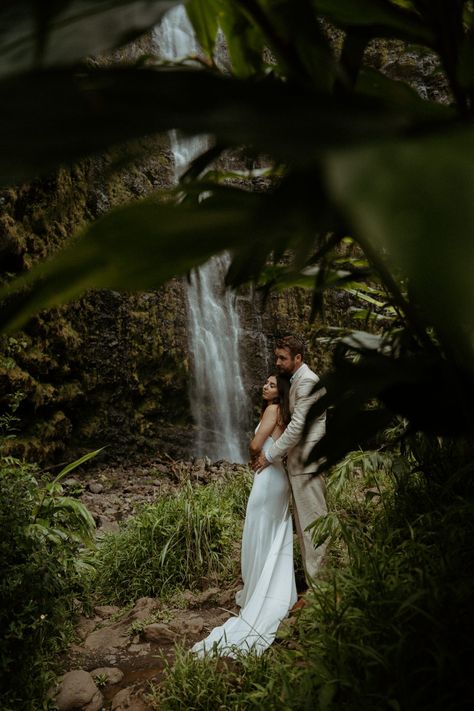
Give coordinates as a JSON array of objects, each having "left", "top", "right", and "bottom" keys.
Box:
[
  {"left": 0, "top": 453, "right": 96, "bottom": 711},
  {"left": 94, "top": 470, "right": 252, "bottom": 604},
  {"left": 148, "top": 644, "right": 274, "bottom": 711},
  {"left": 152, "top": 439, "right": 474, "bottom": 711}
]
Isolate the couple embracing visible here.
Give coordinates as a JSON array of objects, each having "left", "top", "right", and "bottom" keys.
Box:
[{"left": 192, "top": 335, "right": 327, "bottom": 657}]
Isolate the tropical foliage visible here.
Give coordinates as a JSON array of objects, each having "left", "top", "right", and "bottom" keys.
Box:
[
  {"left": 151, "top": 438, "right": 474, "bottom": 711},
  {"left": 0, "top": 449, "right": 98, "bottom": 710},
  {"left": 1, "top": 0, "right": 473, "bottom": 467}
]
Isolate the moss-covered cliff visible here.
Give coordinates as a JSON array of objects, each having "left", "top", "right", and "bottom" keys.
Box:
[{"left": 0, "top": 126, "right": 197, "bottom": 462}]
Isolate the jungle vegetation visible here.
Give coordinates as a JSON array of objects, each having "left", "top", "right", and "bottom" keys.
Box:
[{"left": 0, "top": 1, "right": 473, "bottom": 709}]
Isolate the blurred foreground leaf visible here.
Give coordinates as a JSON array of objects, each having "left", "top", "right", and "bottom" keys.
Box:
[
  {"left": 313, "top": 0, "right": 435, "bottom": 45},
  {"left": 0, "top": 65, "right": 452, "bottom": 187},
  {"left": 327, "top": 126, "right": 474, "bottom": 372},
  {"left": 306, "top": 347, "right": 474, "bottom": 471},
  {"left": 0, "top": 187, "right": 263, "bottom": 332},
  {"left": 0, "top": 0, "right": 178, "bottom": 77}
]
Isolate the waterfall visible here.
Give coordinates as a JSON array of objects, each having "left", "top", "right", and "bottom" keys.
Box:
[{"left": 153, "top": 4, "right": 250, "bottom": 462}]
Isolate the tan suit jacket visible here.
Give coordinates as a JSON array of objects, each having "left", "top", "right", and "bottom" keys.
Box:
[{"left": 267, "top": 362, "right": 325, "bottom": 474}]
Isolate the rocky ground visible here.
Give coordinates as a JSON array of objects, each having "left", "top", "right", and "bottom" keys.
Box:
[{"left": 52, "top": 456, "right": 254, "bottom": 711}]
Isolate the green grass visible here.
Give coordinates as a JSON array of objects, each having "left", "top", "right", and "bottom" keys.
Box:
[
  {"left": 148, "top": 644, "right": 277, "bottom": 711},
  {"left": 93, "top": 470, "right": 253, "bottom": 604}
]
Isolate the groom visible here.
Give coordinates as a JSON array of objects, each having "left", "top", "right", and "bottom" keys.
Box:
[{"left": 252, "top": 334, "right": 327, "bottom": 582}]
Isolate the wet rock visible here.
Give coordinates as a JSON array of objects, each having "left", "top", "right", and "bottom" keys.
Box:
[
  {"left": 170, "top": 615, "right": 204, "bottom": 635},
  {"left": 196, "top": 587, "right": 220, "bottom": 604},
  {"left": 84, "top": 626, "right": 129, "bottom": 650},
  {"left": 128, "top": 642, "right": 151, "bottom": 654},
  {"left": 76, "top": 616, "right": 100, "bottom": 641},
  {"left": 94, "top": 604, "right": 120, "bottom": 619},
  {"left": 181, "top": 587, "right": 220, "bottom": 607},
  {"left": 111, "top": 687, "right": 152, "bottom": 711},
  {"left": 88, "top": 482, "right": 104, "bottom": 494},
  {"left": 90, "top": 666, "right": 124, "bottom": 685},
  {"left": 69, "top": 643, "right": 87, "bottom": 656},
  {"left": 118, "top": 597, "right": 159, "bottom": 624},
  {"left": 193, "top": 467, "right": 207, "bottom": 481},
  {"left": 55, "top": 670, "right": 103, "bottom": 711},
  {"left": 143, "top": 623, "right": 177, "bottom": 643}
]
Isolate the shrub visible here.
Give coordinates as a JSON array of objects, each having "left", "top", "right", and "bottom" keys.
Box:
[{"left": 0, "top": 454, "right": 96, "bottom": 710}]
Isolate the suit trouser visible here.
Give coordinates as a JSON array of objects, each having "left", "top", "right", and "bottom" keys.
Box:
[{"left": 288, "top": 470, "right": 327, "bottom": 581}]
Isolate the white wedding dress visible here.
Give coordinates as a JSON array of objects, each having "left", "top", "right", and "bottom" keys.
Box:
[{"left": 191, "top": 431, "right": 297, "bottom": 657}]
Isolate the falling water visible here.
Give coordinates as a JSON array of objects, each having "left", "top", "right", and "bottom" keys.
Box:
[
  {"left": 153, "top": 4, "right": 208, "bottom": 179},
  {"left": 154, "top": 4, "right": 249, "bottom": 462}
]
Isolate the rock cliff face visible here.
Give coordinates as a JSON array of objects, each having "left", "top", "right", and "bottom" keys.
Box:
[{"left": 0, "top": 137, "right": 195, "bottom": 462}]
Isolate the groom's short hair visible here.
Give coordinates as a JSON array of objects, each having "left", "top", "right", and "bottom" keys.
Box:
[{"left": 276, "top": 335, "right": 305, "bottom": 360}]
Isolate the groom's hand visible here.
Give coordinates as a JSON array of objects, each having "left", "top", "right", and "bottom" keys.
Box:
[{"left": 251, "top": 452, "right": 270, "bottom": 473}]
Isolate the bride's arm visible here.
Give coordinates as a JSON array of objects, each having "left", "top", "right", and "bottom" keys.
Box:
[{"left": 249, "top": 405, "right": 279, "bottom": 458}]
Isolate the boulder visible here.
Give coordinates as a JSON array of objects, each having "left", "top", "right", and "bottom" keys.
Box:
[
  {"left": 111, "top": 687, "right": 152, "bottom": 711},
  {"left": 84, "top": 626, "right": 129, "bottom": 650},
  {"left": 75, "top": 616, "right": 99, "bottom": 641},
  {"left": 55, "top": 670, "right": 103, "bottom": 711},
  {"left": 143, "top": 623, "right": 177, "bottom": 643},
  {"left": 170, "top": 615, "right": 204, "bottom": 635},
  {"left": 94, "top": 604, "right": 120, "bottom": 619},
  {"left": 116, "top": 597, "right": 159, "bottom": 625}
]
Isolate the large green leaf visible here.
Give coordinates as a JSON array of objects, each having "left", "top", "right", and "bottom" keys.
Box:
[
  {"left": 326, "top": 126, "right": 474, "bottom": 374},
  {"left": 356, "top": 67, "right": 454, "bottom": 120},
  {"left": 0, "top": 168, "right": 344, "bottom": 331},
  {"left": 217, "top": 0, "right": 265, "bottom": 78},
  {"left": 0, "top": 187, "right": 263, "bottom": 332},
  {"left": 313, "top": 0, "right": 434, "bottom": 45},
  {"left": 185, "top": 0, "right": 220, "bottom": 58},
  {"left": 0, "top": 0, "right": 178, "bottom": 77},
  {"left": 225, "top": 168, "right": 344, "bottom": 288},
  {"left": 1, "top": 65, "right": 451, "bottom": 187},
  {"left": 254, "top": 0, "right": 336, "bottom": 90},
  {"left": 306, "top": 345, "right": 474, "bottom": 471}
]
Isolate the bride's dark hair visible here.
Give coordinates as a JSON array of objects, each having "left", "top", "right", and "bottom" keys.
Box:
[{"left": 261, "top": 374, "right": 291, "bottom": 427}]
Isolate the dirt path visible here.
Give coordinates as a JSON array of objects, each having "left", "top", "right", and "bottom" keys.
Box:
[
  {"left": 66, "top": 587, "right": 241, "bottom": 710},
  {"left": 55, "top": 457, "right": 245, "bottom": 710}
]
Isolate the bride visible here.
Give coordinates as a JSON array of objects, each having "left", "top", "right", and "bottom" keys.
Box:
[{"left": 191, "top": 374, "right": 297, "bottom": 657}]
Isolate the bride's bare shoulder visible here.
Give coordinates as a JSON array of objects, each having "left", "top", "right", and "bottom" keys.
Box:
[{"left": 261, "top": 403, "right": 279, "bottom": 425}]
